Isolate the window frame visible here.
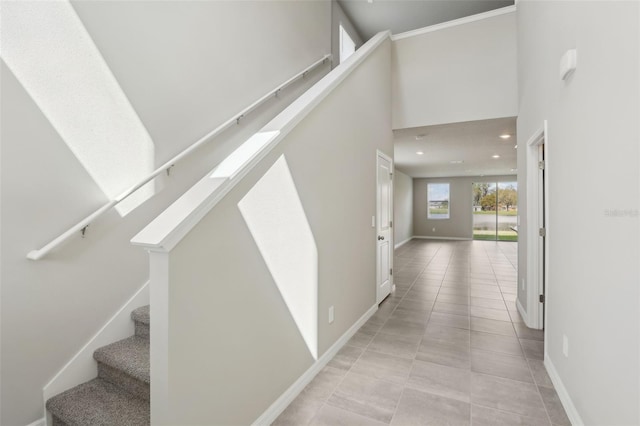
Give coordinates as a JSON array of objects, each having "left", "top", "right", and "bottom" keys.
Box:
[{"left": 427, "top": 183, "right": 451, "bottom": 220}]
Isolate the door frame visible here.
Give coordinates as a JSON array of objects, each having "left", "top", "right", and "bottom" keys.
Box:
[
  {"left": 524, "top": 120, "right": 549, "bottom": 330},
  {"left": 376, "top": 150, "right": 394, "bottom": 302}
]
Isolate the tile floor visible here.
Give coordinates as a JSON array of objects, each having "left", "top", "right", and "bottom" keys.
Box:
[{"left": 273, "top": 239, "right": 570, "bottom": 426}]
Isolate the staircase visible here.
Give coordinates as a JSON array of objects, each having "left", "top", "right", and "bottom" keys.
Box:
[{"left": 46, "top": 306, "right": 150, "bottom": 426}]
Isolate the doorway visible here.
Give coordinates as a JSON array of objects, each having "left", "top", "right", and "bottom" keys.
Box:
[
  {"left": 376, "top": 151, "right": 393, "bottom": 304},
  {"left": 472, "top": 181, "right": 518, "bottom": 241},
  {"left": 525, "top": 121, "right": 548, "bottom": 330}
]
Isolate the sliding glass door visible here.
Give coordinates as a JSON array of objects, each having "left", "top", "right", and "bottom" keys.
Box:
[{"left": 472, "top": 182, "right": 518, "bottom": 241}]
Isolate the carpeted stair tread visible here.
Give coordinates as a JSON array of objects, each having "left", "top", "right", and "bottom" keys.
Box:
[
  {"left": 46, "top": 378, "right": 149, "bottom": 426},
  {"left": 94, "top": 335, "right": 149, "bottom": 384},
  {"left": 131, "top": 305, "right": 150, "bottom": 325}
]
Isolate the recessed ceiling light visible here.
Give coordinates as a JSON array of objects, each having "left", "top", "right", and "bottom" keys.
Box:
[
  {"left": 492, "top": 154, "right": 500, "bottom": 159},
  {"left": 450, "top": 160, "right": 464, "bottom": 164},
  {"left": 514, "top": 145, "right": 518, "bottom": 149},
  {"left": 416, "top": 151, "right": 424, "bottom": 155},
  {"left": 500, "top": 134, "right": 511, "bottom": 139},
  {"left": 415, "top": 134, "right": 426, "bottom": 140},
  {"left": 511, "top": 168, "right": 517, "bottom": 172}
]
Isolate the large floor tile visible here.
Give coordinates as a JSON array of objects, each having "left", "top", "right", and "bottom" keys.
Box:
[
  {"left": 328, "top": 345, "right": 364, "bottom": 372},
  {"left": 424, "top": 323, "right": 470, "bottom": 346},
  {"left": 538, "top": 385, "right": 571, "bottom": 426},
  {"left": 471, "top": 373, "right": 547, "bottom": 420},
  {"left": 527, "top": 359, "right": 554, "bottom": 388},
  {"left": 471, "top": 331, "right": 524, "bottom": 357},
  {"left": 470, "top": 297, "right": 506, "bottom": 310},
  {"left": 513, "top": 323, "right": 544, "bottom": 341},
  {"left": 368, "top": 332, "right": 421, "bottom": 360},
  {"left": 391, "top": 387, "right": 470, "bottom": 426},
  {"left": 327, "top": 372, "right": 403, "bottom": 423},
  {"left": 310, "top": 405, "right": 387, "bottom": 426},
  {"left": 417, "top": 340, "right": 470, "bottom": 370},
  {"left": 273, "top": 393, "right": 324, "bottom": 426},
  {"left": 434, "top": 301, "right": 470, "bottom": 316},
  {"left": 428, "top": 311, "right": 470, "bottom": 329},
  {"left": 471, "top": 349, "right": 534, "bottom": 383},
  {"left": 470, "top": 306, "right": 511, "bottom": 321},
  {"left": 520, "top": 338, "right": 545, "bottom": 360},
  {"left": 407, "top": 360, "right": 471, "bottom": 402},
  {"left": 302, "top": 366, "right": 346, "bottom": 401},
  {"left": 470, "top": 317, "right": 516, "bottom": 337},
  {"left": 471, "top": 405, "right": 550, "bottom": 426},
  {"left": 350, "top": 350, "right": 413, "bottom": 384},
  {"left": 380, "top": 317, "right": 425, "bottom": 338}
]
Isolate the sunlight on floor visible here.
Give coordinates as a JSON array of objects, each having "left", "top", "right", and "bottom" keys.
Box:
[
  {"left": 1, "top": 0, "right": 155, "bottom": 215},
  {"left": 238, "top": 155, "right": 318, "bottom": 359}
]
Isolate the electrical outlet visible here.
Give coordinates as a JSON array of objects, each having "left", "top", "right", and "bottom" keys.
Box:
[
  {"left": 371, "top": 216, "right": 376, "bottom": 228},
  {"left": 329, "top": 306, "right": 334, "bottom": 324},
  {"left": 562, "top": 335, "right": 569, "bottom": 357},
  {"left": 521, "top": 278, "right": 525, "bottom": 291},
  {"left": 432, "top": 227, "right": 436, "bottom": 232}
]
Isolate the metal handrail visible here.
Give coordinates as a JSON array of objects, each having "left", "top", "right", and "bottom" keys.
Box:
[{"left": 27, "top": 54, "right": 332, "bottom": 260}]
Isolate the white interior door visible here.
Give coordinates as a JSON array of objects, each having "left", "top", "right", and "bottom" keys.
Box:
[{"left": 376, "top": 152, "right": 393, "bottom": 303}]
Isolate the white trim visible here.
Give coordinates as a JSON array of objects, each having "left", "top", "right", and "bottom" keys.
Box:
[
  {"left": 42, "top": 282, "right": 149, "bottom": 420},
  {"left": 391, "top": 5, "right": 516, "bottom": 41},
  {"left": 132, "top": 31, "right": 391, "bottom": 252},
  {"left": 412, "top": 236, "right": 472, "bottom": 241},
  {"left": 525, "top": 122, "right": 547, "bottom": 330},
  {"left": 394, "top": 237, "right": 412, "bottom": 249},
  {"left": 544, "top": 355, "right": 584, "bottom": 426},
  {"left": 26, "top": 418, "right": 46, "bottom": 426},
  {"left": 376, "top": 149, "right": 394, "bottom": 304},
  {"left": 252, "top": 303, "right": 378, "bottom": 425},
  {"left": 516, "top": 297, "right": 533, "bottom": 328}
]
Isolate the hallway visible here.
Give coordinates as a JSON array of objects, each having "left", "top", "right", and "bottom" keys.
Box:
[{"left": 274, "top": 240, "right": 570, "bottom": 425}]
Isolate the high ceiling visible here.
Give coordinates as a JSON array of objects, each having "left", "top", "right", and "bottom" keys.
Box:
[
  {"left": 338, "top": 0, "right": 517, "bottom": 178},
  {"left": 337, "top": 0, "right": 514, "bottom": 40},
  {"left": 394, "top": 117, "right": 517, "bottom": 178}
]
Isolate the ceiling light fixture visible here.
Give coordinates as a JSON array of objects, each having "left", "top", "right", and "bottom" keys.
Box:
[
  {"left": 492, "top": 154, "right": 500, "bottom": 159},
  {"left": 511, "top": 168, "right": 517, "bottom": 172},
  {"left": 415, "top": 134, "right": 426, "bottom": 140},
  {"left": 450, "top": 160, "right": 463, "bottom": 164},
  {"left": 514, "top": 145, "right": 518, "bottom": 149},
  {"left": 500, "top": 134, "right": 511, "bottom": 139},
  {"left": 416, "top": 151, "right": 424, "bottom": 155}
]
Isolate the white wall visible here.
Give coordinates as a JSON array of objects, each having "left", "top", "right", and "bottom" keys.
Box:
[
  {"left": 332, "top": 0, "right": 364, "bottom": 66},
  {"left": 413, "top": 175, "right": 516, "bottom": 239},
  {"left": 393, "top": 170, "right": 413, "bottom": 245},
  {"left": 517, "top": 1, "right": 639, "bottom": 424},
  {"left": 391, "top": 8, "right": 517, "bottom": 130},
  {"left": 161, "top": 40, "right": 392, "bottom": 425},
  {"left": 0, "top": 2, "right": 331, "bottom": 424}
]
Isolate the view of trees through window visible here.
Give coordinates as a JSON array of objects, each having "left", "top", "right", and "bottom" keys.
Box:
[
  {"left": 472, "top": 182, "right": 518, "bottom": 241},
  {"left": 427, "top": 183, "right": 450, "bottom": 219}
]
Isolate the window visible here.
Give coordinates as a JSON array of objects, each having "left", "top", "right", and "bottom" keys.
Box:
[
  {"left": 339, "top": 24, "right": 356, "bottom": 63},
  {"left": 428, "top": 183, "right": 450, "bottom": 219}
]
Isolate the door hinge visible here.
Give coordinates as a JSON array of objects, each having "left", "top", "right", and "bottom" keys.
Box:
[
  {"left": 538, "top": 160, "right": 545, "bottom": 170},
  {"left": 390, "top": 220, "right": 393, "bottom": 227},
  {"left": 539, "top": 294, "right": 545, "bottom": 303},
  {"left": 539, "top": 227, "right": 546, "bottom": 237},
  {"left": 389, "top": 172, "right": 393, "bottom": 179},
  {"left": 390, "top": 268, "right": 393, "bottom": 275}
]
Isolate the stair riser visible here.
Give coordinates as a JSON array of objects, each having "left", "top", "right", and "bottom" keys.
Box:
[
  {"left": 98, "top": 362, "right": 149, "bottom": 401},
  {"left": 135, "top": 320, "right": 149, "bottom": 339}
]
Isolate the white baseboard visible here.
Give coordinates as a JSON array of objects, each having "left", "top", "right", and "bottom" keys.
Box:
[
  {"left": 544, "top": 355, "right": 584, "bottom": 426},
  {"left": 252, "top": 303, "right": 378, "bottom": 425},
  {"left": 26, "top": 417, "right": 46, "bottom": 426},
  {"left": 394, "top": 237, "right": 412, "bottom": 249},
  {"left": 42, "top": 282, "right": 150, "bottom": 416},
  {"left": 412, "top": 235, "right": 472, "bottom": 241},
  {"left": 516, "top": 297, "right": 536, "bottom": 329}
]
